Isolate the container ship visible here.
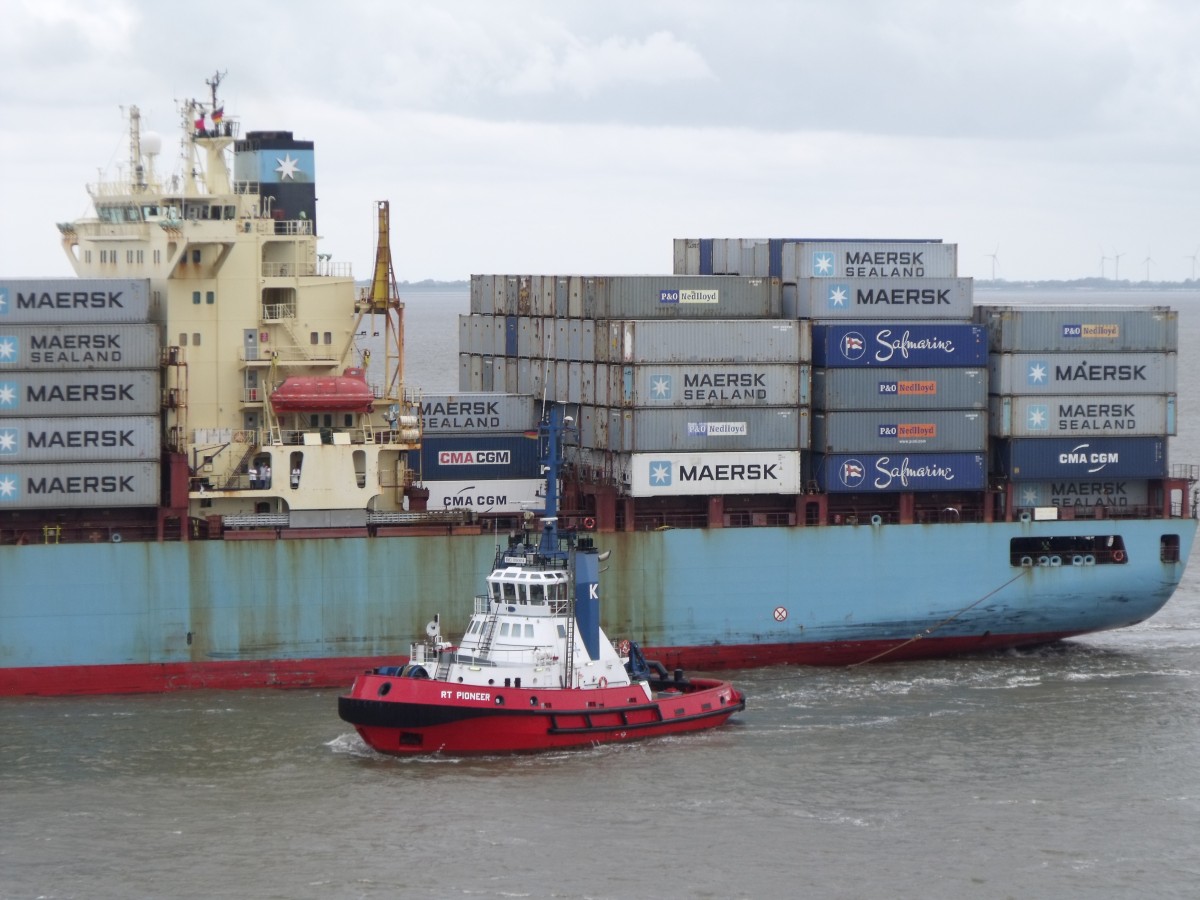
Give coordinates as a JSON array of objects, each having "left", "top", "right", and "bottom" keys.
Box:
[{"left": 1, "top": 75, "right": 1195, "bottom": 696}]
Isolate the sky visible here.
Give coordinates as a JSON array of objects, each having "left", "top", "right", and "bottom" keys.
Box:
[{"left": 2, "top": 0, "right": 1199, "bottom": 283}]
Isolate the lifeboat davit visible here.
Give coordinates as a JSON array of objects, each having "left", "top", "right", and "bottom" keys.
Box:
[{"left": 270, "top": 368, "right": 375, "bottom": 414}]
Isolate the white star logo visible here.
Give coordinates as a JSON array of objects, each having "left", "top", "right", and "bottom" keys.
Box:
[
  {"left": 1020, "top": 487, "right": 1040, "bottom": 506},
  {"left": 0, "top": 475, "right": 16, "bottom": 498},
  {"left": 828, "top": 285, "right": 849, "bottom": 307},
  {"left": 651, "top": 376, "right": 671, "bottom": 398},
  {"left": 0, "top": 383, "right": 15, "bottom": 406},
  {"left": 275, "top": 154, "right": 300, "bottom": 180},
  {"left": 1027, "top": 362, "right": 1047, "bottom": 384},
  {"left": 1028, "top": 407, "right": 1047, "bottom": 428},
  {"left": 0, "top": 429, "right": 15, "bottom": 453},
  {"left": 650, "top": 462, "right": 670, "bottom": 484},
  {"left": 813, "top": 252, "right": 835, "bottom": 275},
  {"left": 0, "top": 338, "right": 15, "bottom": 361}
]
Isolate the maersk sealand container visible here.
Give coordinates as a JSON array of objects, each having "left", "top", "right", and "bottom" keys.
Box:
[{"left": 811, "top": 323, "right": 987, "bottom": 368}]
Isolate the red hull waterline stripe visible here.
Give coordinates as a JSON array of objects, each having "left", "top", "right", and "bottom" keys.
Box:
[{"left": 0, "top": 630, "right": 1079, "bottom": 697}]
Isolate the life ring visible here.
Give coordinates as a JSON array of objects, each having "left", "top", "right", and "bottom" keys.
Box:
[
  {"left": 597, "top": 677, "right": 608, "bottom": 689},
  {"left": 583, "top": 517, "right": 595, "bottom": 530},
  {"left": 1113, "top": 549, "right": 1126, "bottom": 563},
  {"left": 617, "top": 639, "right": 631, "bottom": 656}
]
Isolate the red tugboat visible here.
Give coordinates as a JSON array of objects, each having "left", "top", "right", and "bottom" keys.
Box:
[{"left": 337, "top": 408, "right": 745, "bottom": 755}]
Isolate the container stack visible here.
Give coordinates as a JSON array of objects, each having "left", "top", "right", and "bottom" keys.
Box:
[
  {"left": 0, "top": 279, "right": 162, "bottom": 509},
  {"left": 979, "top": 305, "right": 1178, "bottom": 513}
]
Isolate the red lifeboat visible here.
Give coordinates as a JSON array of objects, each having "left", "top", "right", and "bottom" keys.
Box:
[{"left": 269, "top": 368, "right": 375, "bottom": 414}]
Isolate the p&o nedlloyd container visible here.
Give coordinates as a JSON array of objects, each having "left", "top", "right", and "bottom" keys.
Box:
[
  {"left": 811, "top": 367, "right": 986, "bottom": 411},
  {"left": 789, "top": 277, "right": 973, "bottom": 320},
  {"left": 577, "top": 405, "right": 809, "bottom": 453},
  {"left": 0, "top": 278, "right": 151, "bottom": 324},
  {"left": 812, "top": 410, "right": 987, "bottom": 454},
  {"left": 975, "top": 305, "right": 1178, "bottom": 353},
  {"left": 0, "top": 370, "right": 162, "bottom": 416},
  {"left": 988, "top": 353, "right": 1177, "bottom": 396}
]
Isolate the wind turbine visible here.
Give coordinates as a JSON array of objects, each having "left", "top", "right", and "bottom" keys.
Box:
[
  {"left": 1112, "top": 249, "right": 1124, "bottom": 282},
  {"left": 1143, "top": 248, "right": 1154, "bottom": 282},
  {"left": 1186, "top": 245, "right": 1199, "bottom": 281},
  {"left": 1098, "top": 246, "right": 1109, "bottom": 279},
  {"left": 987, "top": 245, "right": 999, "bottom": 280}
]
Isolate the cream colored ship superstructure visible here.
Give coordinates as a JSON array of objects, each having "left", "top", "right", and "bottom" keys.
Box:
[{"left": 56, "top": 72, "right": 420, "bottom": 529}]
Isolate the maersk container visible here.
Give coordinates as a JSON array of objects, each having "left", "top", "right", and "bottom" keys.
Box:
[
  {"left": 1011, "top": 479, "right": 1151, "bottom": 511},
  {"left": 0, "top": 324, "right": 161, "bottom": 370},
  {"left": 988, "top": 352, "right": 1177, "bottom": 396},
  {"left": 813, "top": 452, "right": 987, "bottom": 493},
  {"left": 0, "top": 278, "right": 151, "bottom": 324},
  {"left": 989, "top": 394, "right": 1175, "bottom": 437},
  {"left": 577, "top": 275, "right": 782, "bottom": 319},
  {"left": 782, "top": 242, "right": 957, "bottom": 282},
  {"left": 611, "top": 362, "right": 808, "bottom": 408},
  {"left": 975, "top": 305, "right": 1178, "bottom": 353},
  {"left": 619, "top": 319, "right": 810, "bottom": 364},
  {"left": 0, "top": 460, "right": 161, "bottom": 508},
  {"left": 419, "top": 393, "right": 536, "bottom": 435},
  {"left": 414, "top": 434, "right": 542, "bottom": 481},
  {"left": 629, "top": 450, "right": 803, "bottom": 497},
  {"left": 0, "top": 416, "right": 160, "bottom": 462},
  {"left": 790, "top": 277, "right": 973, "bottom": 320},
  {"left": 812, "top": 410, "right": 987, "bottom": 454},
  {"left": 0, "top": 370, "right": 162, "bottom": 417},
  {"left": 812, "top": 323, "right": 986, "bottom": 368},
  {"left": 992, "top": 436, "right": 1167, "bottom": 480},
  {"left": 811, "top": 367, "right": 986, "bottom": 411},
  {"left": 581, "top": 405, "right": 810, "bottom": 453}
]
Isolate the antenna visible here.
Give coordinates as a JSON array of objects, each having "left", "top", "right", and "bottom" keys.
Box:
[{"left": 987, "top": 245, "right": 999, "bottom": 280}]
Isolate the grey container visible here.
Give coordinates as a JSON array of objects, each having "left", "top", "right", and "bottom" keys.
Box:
[
  {"left": 989, "top": 352, "right": 1176, "bottom": 395},
  {"left": 581, "top": 405, "right": 810, "bottom": 453},
  {"left": 811, "top": 409, "right": 987, "bottom": 454},
  {"left": 781, "top": 242, "right": 958, "bottom": 281},
  {"left": 610, "top": 363, "right": 808, "bottom": 408},
  {"left": 459, "top": 354, "right": 481, "bottom": 391},
  {"left": 0, "top": 324, "right": 161, "bottom": 371},
  {"left": 790, "top": 277, "right": 973, "bottom": 320},
  {"left": 0, "top": 415, "right": 160, "bottom": 462},
  {"left": 616, "top": 319, "right": 810, "bottom": 364},
  {"left": 419, "top": 393, "right": 537, "bottom": 434},
  {"left": 975, "top": 305, "right": 1178, "bottom": 353},
  {"left": 0, "top": 370, "right": 162, "bottom": 417},
  {"left": 1011, "top": 480, "right": 1151, "bottom": 511},
  {"left": 0, "top": 278, "right": 151, "bottom": 324},
  {"left": 812, "top": 367, "right": 986, "bottom": 411},
  {"left": 989, "top": 394, "right": 1175, "bottom": 437},
  {"left": 0, "top": 460, "right": 161, "bottom": 508},
  {"left": 592, "top": 275, "right": 781, "bottom": 319}
]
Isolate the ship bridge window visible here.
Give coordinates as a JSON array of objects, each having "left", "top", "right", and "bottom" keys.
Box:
[
  {"left": 524, "top": 624, "right": 534, "bottom": 638},
  {"left": 502, "top": 582, "right": 519, "bottom": 603},
  {"left": 500, "top": 623, "right": 511, "bottom": 637},
  {"left": 529, "top": 584, "right": 546, "bottom": 604}
]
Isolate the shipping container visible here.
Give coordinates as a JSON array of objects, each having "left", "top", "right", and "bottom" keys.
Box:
[
  {"left": 812, "top": 323, "right": 987, "bottom": 367},
  {"left": 1011, "top": 480, "right": 1152, "bottom": 511},
  {"left": 629, "top": 450, "right": 803, "bottom": 497},
  {"left": 813, "top": 452, "right": 987, "bottom": 493},
  {"left": 989, "top": 394, "right": 1175, "bottom": 437},
  {"left": 0, "top": 324, "right": 161, "bottom": 370},
  {"left": 988, "top": 352, "right": 1176, "bottom": 395},
  {"left": 975, "top": 305, "right": 1178, "bottom": 353},
  {"left": 811, "top": 367, "right": 986, "bottom": 410},
  {"left": 789, "top": 277, "right": 973, "bottom": 320},
  {"left": 0, "top": 416, "right": 160, "bottom": 462},
  {"left": 0, "top": 460, "right": 161, "bottom": 508},
  {"left": 0, "top": 278, "right": 151, "bottom": 324},
  {"left": 595, "top": 275, "right": 781, "bottom": 319},
  {"left": 579, "top": 405, "right": 809, "bottom": 453},
  {"left": 812, "top": 410, "right": 987, "bottom": 453},
  {"left": 992, "top": 436, "right": 1168, "bottom": 480},
  {"left": 781, "top": 242, "right": 957, "bottom": 282},
  {"left": 0, "top": 370, "right": 162, "bottom": 417},
  {"left": 422, "top": 479, "right": 545, "bottom": 514},
  {"left": 609, "top": 362, "right": 808, "bottom": 408},
  {"left": 418, "top": 393, "right": 537, "bottom": 434},
  {"left": 618, "top": 319, "right": 810, "bottom": 364},
  {"left": 412, "top": 433, "right": 542, "bottom": 481}
]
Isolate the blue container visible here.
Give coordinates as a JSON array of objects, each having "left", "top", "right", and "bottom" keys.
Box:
[
  {"left": 992, "top": 437, "right": 1167, "bottom": 480},
  {"left": 814, "top": 452, "right": 986, "bottom": 493},
  {"left": 812, "top": 323, "right": 987, "bottom": 368},
  {"left": 413, "top": 433, "right": 542, "bottom": 481}
]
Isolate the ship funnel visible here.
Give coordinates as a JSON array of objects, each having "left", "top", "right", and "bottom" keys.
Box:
[{"left": 574, "top": 548, "right": 601, "bottom": 660}]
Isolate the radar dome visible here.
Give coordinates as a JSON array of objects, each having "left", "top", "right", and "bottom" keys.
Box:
[{"left": 142, "top": 131, "right": 163, "bottom": 156}]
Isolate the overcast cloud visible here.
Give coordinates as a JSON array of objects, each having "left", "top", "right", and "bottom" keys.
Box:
[{"left": 2, "top": 0, "right": 1198, "bottom": 281}]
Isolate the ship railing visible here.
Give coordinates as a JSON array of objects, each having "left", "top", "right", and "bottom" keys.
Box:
[
  {"left": 65, "top": 221, "right": 149, "bottom": 240},
  {"left": 262, "top": 302, "right": 297, "bottom": 321},
  {"left": 241, "top": 346, "right": 339, "bottom": 363},
  {"left": 366, "top": 510, "right": 471, "bottom": 526},
  {"left": 222, "top": 513, "right": 290, "bottom": 528},
  {"left": 474, "top": 594, "right": 493, "bottom": 615},
  {"left": 262, "top": 261, "right": 317, "bottom": 278},
  {"left": 1171, "top": 463, "right": 1199, "bottom": 483}
]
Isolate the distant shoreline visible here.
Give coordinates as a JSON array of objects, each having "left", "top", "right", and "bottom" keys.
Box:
[{"left": 391, "top": 278, "right": 1200, "bottom": 292}]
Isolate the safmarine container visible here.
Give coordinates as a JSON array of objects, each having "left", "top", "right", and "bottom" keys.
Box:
[
  {"left": 790, "top": 277, "right": 973, "bottom": 320},
  {"left": 812, "top": 410, "right": 987, "bottom": 453},
  {"left": 610, "top": 363, "right": 808, "bottom": 408},
  {"left": 617, "top": 319, "right": 810, "bottom": 364},
  {"left": 975, "top": 305, "right": 1178, "bottom": 353},
  {"left": 988, "top": 353, "right": 1176, "bottom": 395},
  {"left": 812, "top": 367, "right": 985, "bottom": 411},
  {"left": 0, "top": 278, "right": 151, "bottom": 324},
  {"left": 419, "top": 393, "right": 536, "bottom": 435},
  {"left": 992, "top": 436, "right": 1167, "bottom": 480},
  {"left": 813, "top": 452, "right": 987, "bottom": 493},
  {"left": 989, "top": 394, "right": 1175, "bottom": 437},
  {"left": 0, "top": 324, "right": 161, "bottom": 370},
  {"left": 0, "top": 370, "right": 161, "bottom": 417},
  {"left": 0, "top": 461, "right": 161, "bottom": 508},
  {"left": 628, "top": 450, "right": 803, "bottom": 497},
  {"left": 812, "top": 323, "right": 987, "bottom": 368},
  {"left": 414, "top": 434, "right": 541, "bottom": 481},
  {"left": 1011, "top": 480, "right": 1151, "bottom": 511},
  {"left": 0, "top": 416, "right": 160, "bottom": 463}
]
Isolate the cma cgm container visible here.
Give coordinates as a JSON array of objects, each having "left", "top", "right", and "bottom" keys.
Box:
[
  {"left": 609, "top": 363, "right": 808, "bottom": 408},
  {"left": 989, "top": 394, "right": 1175, "bottom": 437},
  {"left": 0, "top": 370, "right": 162, "bottom": 416},
  {"left": 1012, "top": 480, "right": 1151, "bottom": 511},
  {"left": 0, "top": 278, "right": 151, "bottom": 323},
  {"left": 988, "top": 353, "right": 1177, "bottom": 395},
  {"left": 422, "top": 479, "right": 545, "bottom": 514},
  {"left": 811, "top": 410, "right": 987, "bottom": 454},
  {"left": 0, "top": 460, "right": 161, "bottom": 508},
  {"left": 419, "top": 393, "right": 535, "bottom": 435},
  {"left": 610, "top": 319, "right": 810, "bottom": 364},
  {"left": 0, "top": 416, "right": 160, "bottom": 462},
  {"left": 812, "top": 323, "right": 987, "bottom": 368},
  {"left": 578, "top": 406, "right": 809, "bottom": 453},
  {"left": 813, "top": 452, "right": 987, "bottom": 493},
  {"left": 789, "top": 277, "right": 973, "bottom": 320},
  {"left": 412, "top": 434, "right": 541, "bottom": 481},
  {"left": 811, "top": 367, "right": 986, "bottom": 411},
  {"left": 0, "top": 324, "right": 161, "bottom": 370},
  {"left": 975, "top": 305, "right": 1178, "bottom": 353},
  {"left": 628, "top": 450, "right": 803, "bottom": 497},
  {"left": 992, "top": 436, "right": 1168, "bottom": 480}
]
